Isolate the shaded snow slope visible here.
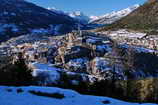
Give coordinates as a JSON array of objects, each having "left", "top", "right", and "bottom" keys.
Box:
[{"left": 0, "top": 86, "right": 156, "bottom": 105}]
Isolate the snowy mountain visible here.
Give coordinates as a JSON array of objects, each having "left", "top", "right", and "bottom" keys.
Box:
[
  {"left": 89, "top": 16, "right": 100, "bottom": 22},
  {"left": 0, "top": 86, "right": 156, "bottom": 105},
  {"left": 90, "top": 4, "right": 140, "bottom": 24},
  {"left": 97, "top": 0, "right": 158, "bottom": 31},
  {"left": 0, "top": 0, "right": 77, "bottom": 42},
  {"left": 68, "top": 11, "right": 90, "bottom": 24},
  {"left": 47, "top": 7, "right": 67, "bottom": 16},
  {"left": 48, "top": 7, "right": 90, "bottom": 24},
  {"left": 47, "top": 4, "right": 140, "bottom": 25},
  {"left": 46, "top": 4, "right": 140, "bottom": 29}
]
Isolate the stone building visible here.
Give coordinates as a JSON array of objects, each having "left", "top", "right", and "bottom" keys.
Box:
[
  {"left": 67, "top": 33, "right": 76, "bottom": 49},
  {"left": 57, "top": 45, "right": 67, "bottom": 64}
]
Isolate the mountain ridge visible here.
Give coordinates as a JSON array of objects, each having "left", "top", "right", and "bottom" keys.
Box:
[
  {"left": 90, "top": 4, "right": 140, "bottom": 25},
  {"left": 95, "top": 0, "right": 158, "bottom": 32},
  {"left": 0, "top": 0, "right": 77, "bottom": 42}
]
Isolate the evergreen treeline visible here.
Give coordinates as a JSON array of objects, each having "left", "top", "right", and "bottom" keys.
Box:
[{"left": 0, "top": 53, "right": 33, "bottom": 86}]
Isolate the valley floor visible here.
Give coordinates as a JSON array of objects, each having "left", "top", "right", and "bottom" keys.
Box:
[{"left": 0, "top": 86, "right": 156, "bottom": 105}]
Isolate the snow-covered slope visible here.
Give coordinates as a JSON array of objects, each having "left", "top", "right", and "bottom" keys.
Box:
[
  {"left": 90, "top": 4, "right": 140, "bottom": 24},
  {"left": 0, "top": 86, "right": 156, "bottom": 105},
  {"left": 89, "top": 16, "right": 100, "bottom": 22}
]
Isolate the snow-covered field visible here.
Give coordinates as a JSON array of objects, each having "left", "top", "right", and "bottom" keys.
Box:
[{"left": 0, "top": 86, "right": 156, "bottom": 105}]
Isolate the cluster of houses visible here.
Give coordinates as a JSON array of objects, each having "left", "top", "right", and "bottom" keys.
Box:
[
  {"left": 13, "top": 42, "right": 58, "bottom": 64},
  {"left": 0, "top": 30, "right": 115, "bottom": 76},
  {"left": 1, "top": 29, "right": 158, "bottom": 69},
  {"left": 0, "top": 31, "right": 86, "bottom": 67},
  {"left": 100, "top": 29, "right": 158, "bottom": 50},
  {"left": 2, "top": 30, "right": 153, "bottom": 79},
  {"left": 0, "top": 40, "right": 59, "bottom": 67},
  {"left": 0, "top": 30, "right": 113, "bottom": 68}
]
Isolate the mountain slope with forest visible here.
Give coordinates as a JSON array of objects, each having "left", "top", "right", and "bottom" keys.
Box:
[
  {"left": 96, "top": 0, "right": 158, "bottom": 32},
  {"left": 0, "top": 0, "right": 77, "bottom": 42}
]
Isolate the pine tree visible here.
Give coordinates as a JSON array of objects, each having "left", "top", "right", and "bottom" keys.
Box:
[{"left": 11, "top": 52, "right": 33, "bottom": 86}]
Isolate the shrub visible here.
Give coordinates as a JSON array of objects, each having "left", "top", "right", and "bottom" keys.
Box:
[
  {"left": 29, "top": 90, "right": 65, "bottom": 99},
  {"left": 102, "top": 100, "right": 111, "bottom": 104},
  {"left": 17, "top": 88, "right": 24, "bottom": 93},
  {"left": 0, "top": 53, "right": 34, "bottom": 86},
  {"left": 6, "top": 88, "right": 12, "bottom": 92},
  {"left": 11, "top": 53, "right": 33, "bottom": 86}
]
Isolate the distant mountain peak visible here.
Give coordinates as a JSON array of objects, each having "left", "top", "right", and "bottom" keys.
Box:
[
  {"left": 68, "top": 11, "right": 90, "bottom": 24},
  {"left": 96, "top": 1, "right": 158, "bottom": 32},
  {"left": 70, "top": 11, "right": 84, "bottom": 16},
  {"left": 90, "top": 4, "right": 140, "bottom": 25}
]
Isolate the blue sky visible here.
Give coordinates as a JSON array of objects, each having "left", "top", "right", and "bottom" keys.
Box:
[{"left": 26, "top": 0, "right": 147, "bottom": 16}]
